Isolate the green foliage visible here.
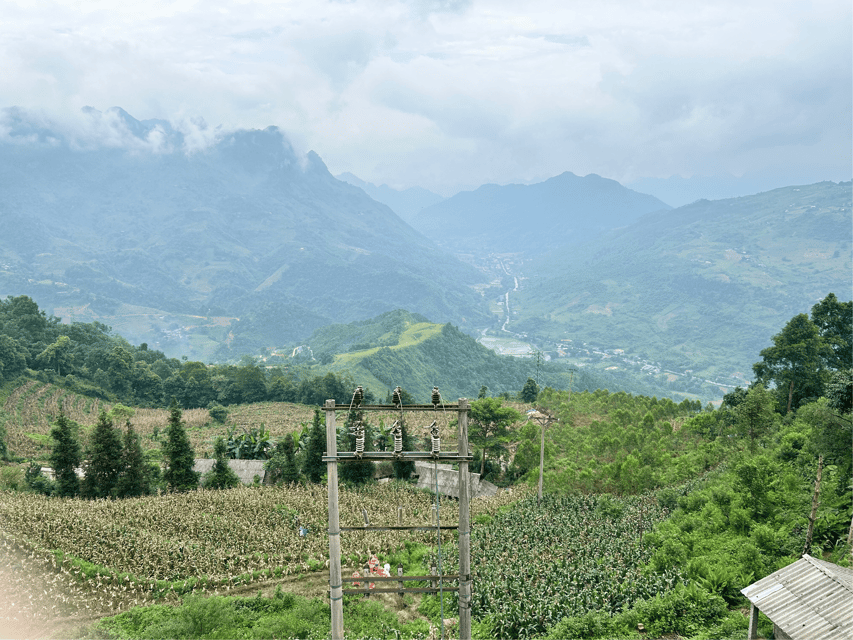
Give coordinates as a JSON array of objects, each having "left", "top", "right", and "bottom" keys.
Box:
[
  {"left": 754, "top": 294, "right": 851, "bottom": 413},
  {"left": 265, "top": 433, "right": 299, "bottom": 484},
  {"left": 49, "top": 411, "right": 81, "bottom": 497},
  {"left": 303, "top": 409, "right": 326, "bottom": 484},
  {"left": 162, "top": 399, "right": 199, "bottom": 492},
  {"left": 24, "top": 462, "right": 55, "bottom": 495},
  {"left": 203, "top": 437, "right": 241, "bottom": 490},
  {"left": 207, "top": 403, "right": 228, "bottom": 423},
  {"left": 225, "top": 424, "right": 272, "bottom": 460},
  {"left": 81, "top": 410, "right": 123, "bottom": 498},
  {"left": 95, "top": 587, "right": 436, "bottom": 640},
  {"left": 469, "top": 397, "right": 523, "bottom": 476},
  {"left": 531, "top": 388, "right": 712, "bottom": 495},
  {"left": 734, "top": 383, "right": 777, "bottom": 452},
  {"left": 542, "top": 582, "right": 731, "bottom": 640},
  {"left": 116, "top": 420, "right": 151, "bottom": 498},
  {"left": 520, "top": 377, "right": 540, "bottom": 403},
  {"left": 339, "top": 410, "right": 374, "bottom": 485}
]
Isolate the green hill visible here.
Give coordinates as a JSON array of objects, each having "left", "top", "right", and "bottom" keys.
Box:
[
  {"left": 303, "top": 310, "right": 643, "bottom": 402},
  {"left": 513, "top": 181, "right": 852, "bottom": 392}
]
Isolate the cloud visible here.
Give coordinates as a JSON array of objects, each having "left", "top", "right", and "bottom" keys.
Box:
[{"left": 0, "top": 0, "right": 848, "bottom": 192}]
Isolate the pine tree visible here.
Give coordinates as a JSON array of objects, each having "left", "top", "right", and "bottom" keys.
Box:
[
  {"left": 204, "top": 437, "right": 240, "bottom": 489},
  {"left": 303, "top": 408, "right": 327, "bottom": 483},
  {"left": 82, "top": 410, "right": 123, "bottom": 498},
  {"left": 50, "top": 411, "right": 81, "bottom": 497},
  {"left": 163, "top": 398, "right": 200, "bottom": 492},
  {"left": 116, "top": 420, "right": 150, "bottom": 498},
  {"left": 266, "top": 434, "right": 300, "bottom": 484}
]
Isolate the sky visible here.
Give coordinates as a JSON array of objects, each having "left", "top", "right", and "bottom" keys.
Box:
[{"left": 1, "top": 0, "right": 850, "bottom": 196}]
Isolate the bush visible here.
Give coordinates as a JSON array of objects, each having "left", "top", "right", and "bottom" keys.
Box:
[
  {"left": 24, "top": 461, "right": 55, "bottom": 495},
  {"left": 208, "top": 403, "right": 228, "bottom": 423}
]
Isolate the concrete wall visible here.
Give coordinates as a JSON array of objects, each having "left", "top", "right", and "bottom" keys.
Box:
[
  {"left": 194, "top": 459, "right": 266, "bottom": 485},
  {"left": 414, "top": 461, "right": 498, "bottom": 499}
]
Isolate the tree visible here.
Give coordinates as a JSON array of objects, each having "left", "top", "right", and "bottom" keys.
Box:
[
  {"left": 35, "top": 335, "right": 74, "bottom": 376},
  {"left": 303, "top": 409, "right": 327, "bottom": 483},
  {"left": 826, "top": 368, "right": 853, "bottom": 415},
  {"left": 162, "top": 398, "right": 199, "bottom": 491},
  {"left": 82, "top": 410, "right": 123, "bottom": 498},
  {"left": 203, "top": 437, "right": 241, "bottom": 490},
  {"left": 50, "top": 412, "right": 81, "bottom": 497},
  {"left": 0, "top": 335, "right": 29, "bottom": 382},
  {"left": 266, "top": 434, "right": 299, "bottom": 484},
  {"left": 753, "top": 313, "right": 829, "bottom": 413},
  {"left": 469, "top": 397, "right": 523, "bottom": 475},
  {"left": 478, "top": 385, "right": 488, "bottom": 399},
  {"left": 116, "top": 419, "right": 150, "bottom": 498},
  {"left": 520, "top": 377, "right": 540, "bottom": 403},
  {"left": 810, "top": 293, "right": 852, "bottom": 371},
  {"left": 735, "top": 384, "right": 777, "bottom": 452}
]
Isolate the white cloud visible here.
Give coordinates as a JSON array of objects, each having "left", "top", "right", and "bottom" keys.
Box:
[{"left": 0, "top": 0, "right": 848, "bottom": 192}]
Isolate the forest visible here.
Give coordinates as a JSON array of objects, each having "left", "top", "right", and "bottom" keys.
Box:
[{"left": 0, "top": 292, "right": 850, "bottom": 639}]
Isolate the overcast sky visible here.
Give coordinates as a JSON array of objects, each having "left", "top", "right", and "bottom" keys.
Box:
[{"left": 1, "top": 0, "right": 850, "bottom": 195}]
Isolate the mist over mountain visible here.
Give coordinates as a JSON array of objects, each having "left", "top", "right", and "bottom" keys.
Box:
[
  {"left": 412, "top": 172, "right": 671, "bottom": 256},
  {"left": 626, "top": 172, "right": 853, "bottom": 208},
  {"left": 0, "top": 107, "right": 489, "bottom": 360},
  {"left": 335, "top": 172, "right": 445, "bottom": 225},
  {"left": 512, "top": 180, "right": 852, "bottom": 391}
]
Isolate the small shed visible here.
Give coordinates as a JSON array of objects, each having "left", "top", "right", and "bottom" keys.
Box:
[{"left": 741, "top": 553, "right": 853, "bottom": 640}]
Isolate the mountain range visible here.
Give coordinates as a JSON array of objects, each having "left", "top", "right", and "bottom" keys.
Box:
[
  {"left": 0, "top": 107, "right": 489, "bottom": 360},
  {"left": 411, "top": 172, "right": 671, "bottom": 255},
  {"left": 1, "top": 106, "right": 849, "bottom": 402}
]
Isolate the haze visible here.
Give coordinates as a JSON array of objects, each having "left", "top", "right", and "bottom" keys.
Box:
[{"left": 1, "top": 0, "right": 850, "bottom": 197}]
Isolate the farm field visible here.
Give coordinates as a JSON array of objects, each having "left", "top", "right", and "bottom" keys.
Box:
[
  {"left": 0, "top": 380, "right": 316, "bottom": 460},
  {"left": 0, "top": 482, "right": 523, "bottom": 636}
]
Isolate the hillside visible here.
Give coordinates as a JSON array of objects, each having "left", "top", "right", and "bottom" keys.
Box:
[
  {"left": 0, "top": 379, "right": 315, "bottom": 462},
  {"left": 512, "top": 181, "right": 852, "bottom": 391},
  {"left": 0, "top": 107, "right": 490, "bottom": 361},
  {"left": 411, "top": 172, "right": 671, "bottom": 256},
  {"left": 336, "top": 172, "right": 445, "bottom": 225},
  {"left": 299, "top": 309, "right": 639, "bottom": 402}
]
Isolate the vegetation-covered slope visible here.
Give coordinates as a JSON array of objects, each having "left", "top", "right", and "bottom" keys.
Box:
[
  {"left": 303, "top": 310, "right": 620, "bottom": 402},
  {"left": 514, "top": 181, "right": 852, "bottom": 388},
  {"left": 0, "top": 108, "right": 490, "bottom": 361},
  {"left": 413, "top": 171, "right": 671, "bottom": 255}
]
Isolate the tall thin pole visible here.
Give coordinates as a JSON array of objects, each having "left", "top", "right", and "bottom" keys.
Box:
[
  {"left": 537, "top": 413, "right": 546, "bottom": 506},
  {"left": 457, "top": 398, "right": 471, "bottom": 640},
  {"left": 326, "top": 400, "right": 343, "bottom": 640}
]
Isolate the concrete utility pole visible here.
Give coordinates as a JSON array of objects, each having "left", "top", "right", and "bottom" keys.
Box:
[
  {"left": 325, "top": 400, "right": 344, "bottom": 639},
  {"left": 531, "top": 409, "right": 552, "bottom": 507},
  {"left": 324, "top": 396, "right": 473, "bottom": 640}
]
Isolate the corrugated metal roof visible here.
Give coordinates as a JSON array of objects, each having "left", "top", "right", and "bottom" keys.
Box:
[{"left": 741, "top": 554, "right": 853, "bottom": 640}]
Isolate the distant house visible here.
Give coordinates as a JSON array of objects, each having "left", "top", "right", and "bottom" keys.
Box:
[{"left": 741, "top": 554, "right": 852, "bottom": 640}]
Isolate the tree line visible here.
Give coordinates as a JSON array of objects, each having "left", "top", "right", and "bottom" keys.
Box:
[{"left": 0, "top": 295, "right": 372, "bottom": 411}]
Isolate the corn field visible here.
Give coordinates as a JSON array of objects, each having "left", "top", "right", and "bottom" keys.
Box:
[
  {"left": 1, "top": 381, "right": 315, "bottom": 459},
  {"left": 432, "top": 493, "right": 684, "bottom": 639},
  {"left": 0, "top": 482, "right": 520, "bottom": 619}
]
